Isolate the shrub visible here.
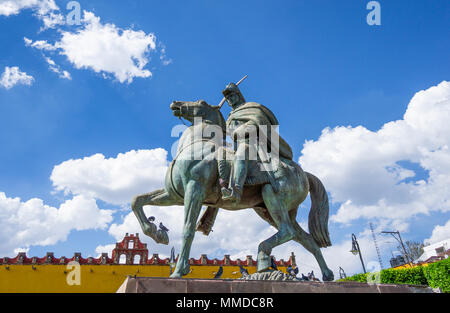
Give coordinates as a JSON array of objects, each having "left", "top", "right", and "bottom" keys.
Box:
[
  {"left": 380, "top": 266, "right": 428, "bottom": 286},
  {"left": 339, "top": 273, "right": 368, "bottom": 283},
  {"left": 423, "top": 258, "right": 450, "bottom": 293},
  {"left": 339, "top": 258, "right": 449, "bottom": 292}
]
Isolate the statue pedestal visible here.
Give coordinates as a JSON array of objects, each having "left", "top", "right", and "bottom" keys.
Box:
[{"left": 116, "top": 276, "right": 436, "bottom": 293}]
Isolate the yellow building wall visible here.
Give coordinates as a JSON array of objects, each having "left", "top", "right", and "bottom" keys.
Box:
[{"left": 0, "top": 264, "right": 288, "bottom": 293}]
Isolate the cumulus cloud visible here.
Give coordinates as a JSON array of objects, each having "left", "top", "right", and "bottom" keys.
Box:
[
  {"left": 59, "top": 11, "right": 156, "bottom": 83},
  {"left": 51, "top": 149, "right": 169, "bottom": 205},
  {"left": 425, "top": 219, "right": 450, "bottom": 245},
  {"left": 0, "top": 192, "right": 113, "bottom": 256},
  {"left": 25, "top": 11, "right": 157, "bottom": 83},
  {"left": 95, "top": 243, "right": 116, "bottom": 256},
  {"left": 0, "top": 0, "right": 57, "bottom": 16},
  {"left": 0, "top": 0, "right": 62, "bottom": 30},
  {"left": 0, "top": 66, "right": 34, "bottom": 89},
  {"left": 299, "top": 81, "right": 450, "bottom": 228}
]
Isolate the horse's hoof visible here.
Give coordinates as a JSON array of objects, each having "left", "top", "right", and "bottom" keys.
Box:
[
  {"left": 256, "top": 250, "right": 271, "bottom": 272},
  {"left": 156, "top": 230, "right": 169, "bottom": 245},
  {"left": 322, "top": 270, "right": 335, "bottom": 282},
  {"left": 143, "top": 223, "right": 158, "bottom": 238}
]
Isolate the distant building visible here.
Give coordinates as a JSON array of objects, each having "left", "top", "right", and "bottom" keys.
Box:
[
  {"left": 0, "top": 233, "right": 297, "bottom": 293},
  {"left": 389, "top": 255, "right": 406, "bottom": 268},
  {"left": 416, "top": 238, "right": 450, "bottom": 264}
]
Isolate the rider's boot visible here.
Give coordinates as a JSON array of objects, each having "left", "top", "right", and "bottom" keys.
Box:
[{"left": 222, "top": 159, "right": 247, "bottom": 204}]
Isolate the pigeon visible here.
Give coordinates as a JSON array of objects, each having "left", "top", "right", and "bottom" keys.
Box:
[
  {"left": 308, "top": 271, "right": 320, "bottom": 281},
  {"left": 287, "top": 265, "right": 299, "bottom": 277},
  {"left": 301, "top": 273, "right": 309, "bottom": 281},
  {"left": 286, "top": 265, "right": 293, "bottom": 275},
  {"left": 270, "top": 257, "right": 278, "bottom": 271},
  {"left": 159, "top": 222, "right": 169, "bottom": 232},
  {"left": 213, "top": 265, "right": 223, "bottom": 279},
  {"left": 148, "top": 216, "right": 155, "bottom": 222},
  {"left": 239, "top": 265, "right": 249, "bottom": 278}
]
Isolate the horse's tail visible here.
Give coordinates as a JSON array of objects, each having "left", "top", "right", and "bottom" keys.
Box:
[{"left": 306, "top": 172, "right": 331, "bottom": 248}]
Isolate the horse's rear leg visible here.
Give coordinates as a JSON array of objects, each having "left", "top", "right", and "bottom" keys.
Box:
[
  {"left": 257, "top": 184, "right": 297, "bottom": 272},
  {"left": 289, "top": 212, "right": 334, "bottom": 281},
  {"left": 131, "top": 189, "right": 180, "bottom": 245},
  {"left": 170, "top": 181, "right": 205, "bottom": 278}
]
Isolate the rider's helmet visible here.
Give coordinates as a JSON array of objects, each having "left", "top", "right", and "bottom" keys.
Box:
[{"left": 222, "top": 83, "right": 246, "bottom": 105}]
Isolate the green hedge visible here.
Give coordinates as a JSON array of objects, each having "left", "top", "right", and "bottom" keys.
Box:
[
  {"left": 339, "top": 258, "right": 449, "bottom": 292},
  {"left": 423, "top": 258, "right": 450, "bottom": 292},
  {"left": 380, "top": 266, "right": 428, "bottom": 286}
]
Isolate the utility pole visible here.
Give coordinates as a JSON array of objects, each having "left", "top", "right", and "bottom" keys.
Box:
[{"left": 381, "top": 231, "right": 412, "bottom": 265}]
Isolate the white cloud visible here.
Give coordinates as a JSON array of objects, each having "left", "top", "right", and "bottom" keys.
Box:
[
  {"left": 0, "top": 0, "right": 63, "bottom": 31},
  {"left": 425, "top": 219, "right": 450, "bottom": 245},
  {"left": 58, "top": 11, "right": 156, "bottom": 83},
  {"left": 95, "top": 244, "right": 116, "bottom": 257},
  {"left": 0, "top": 66, "right": 34, "bottom": 89},
  {"left": 24, "top": 37, "right": 57, "bottom": 51},
  {"left": 0, "top": 0, "right": 57, "bottom": 16},
  {"left": 25, "top": 11, "right": 157, "bottom": 83},
  {"left": 24, "top": 38, "right": 71, "bottom": 79},
  {"left": 44, "top": 56, "right": 71, "bottom": 79},
  {"left": 51, "top": 149, "right": 169, "bottom": 205},
  {"left": 39, "top": 10, "right": 64, "bottom": 29},
  {"left": 299, "top": 81, "right": 450, "bottom": 228},
  {"left": 0, "top": 192, "right": 113, "bottom": 256}
]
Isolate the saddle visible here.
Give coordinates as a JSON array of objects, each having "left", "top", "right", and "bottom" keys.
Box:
[
  {"left": 218, "top": 147, "right": 282, "bottom": 187},
  {"left": 196, "top": 147, "right": 285, "bottom": 236}
]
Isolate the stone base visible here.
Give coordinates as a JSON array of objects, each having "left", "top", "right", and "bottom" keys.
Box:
[{"left": 116, "top": 276, "right": 436, "bottom": 293}]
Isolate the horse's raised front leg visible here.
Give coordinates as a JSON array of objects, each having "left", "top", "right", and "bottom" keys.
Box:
[
  {"left": 131, "top": 189, "right": 180, "bottom": 245},
  {"left": 170, "top": 181, "right": 205, "bottom": 278}
]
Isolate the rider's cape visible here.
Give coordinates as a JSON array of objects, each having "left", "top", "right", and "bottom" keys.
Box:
[{"left": 226, "top": 102, "right": 293, "bottom": 160}]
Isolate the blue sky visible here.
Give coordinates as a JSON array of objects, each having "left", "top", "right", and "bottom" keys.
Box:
[{"left": 0, "top": 0, "right": 449, "bottom": 276}]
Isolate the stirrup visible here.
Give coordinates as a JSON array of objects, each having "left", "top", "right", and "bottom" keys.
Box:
[
  {"left": 221, "top": 187, "right": 233, "bottom": 199},
  {"left": 221, "top": 187, "right": 241, "bottom": 203}
]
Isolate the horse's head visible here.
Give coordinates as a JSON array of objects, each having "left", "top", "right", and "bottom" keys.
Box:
[{"left": 170, "top": 100, "right": 226, "bottom": 132}]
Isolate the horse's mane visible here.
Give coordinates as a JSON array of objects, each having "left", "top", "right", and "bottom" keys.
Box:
[
  {"left": 216, "top": 109, "right": 226, "bottom": 133},
  {"left": 204, "top": 104, "right": 226, "bottom": 135}
]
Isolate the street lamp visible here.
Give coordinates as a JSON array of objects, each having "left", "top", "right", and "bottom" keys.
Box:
[
  {"left": 339, "top": 267, "right": 347, "bottom": 279},
  {"left": 350, "top": 233, "right": 366, "bottom": 273}
]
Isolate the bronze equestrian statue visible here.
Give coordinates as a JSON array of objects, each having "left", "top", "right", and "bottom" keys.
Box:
[{"left": 131, "top": 81, "right": 334, "bottom": 281}]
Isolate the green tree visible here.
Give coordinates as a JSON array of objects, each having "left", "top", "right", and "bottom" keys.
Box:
[{"left": 398, "top": 241, "right": 424, "bottom": 262}]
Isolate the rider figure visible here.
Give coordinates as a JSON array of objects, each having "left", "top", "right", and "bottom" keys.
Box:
[{"left": 220, "top": 83, "right": 294, "bottom": 203}]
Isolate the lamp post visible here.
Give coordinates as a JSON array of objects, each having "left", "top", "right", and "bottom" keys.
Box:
[
  {"left": 350, "top": 233, "right": 366, "bottom": 273},
  {"left": 339, "top": 267, "right": 347, "bottom": 279}
]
